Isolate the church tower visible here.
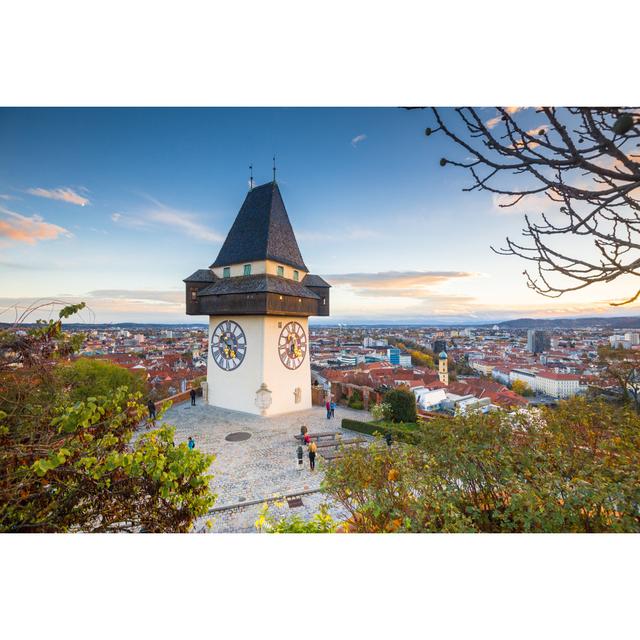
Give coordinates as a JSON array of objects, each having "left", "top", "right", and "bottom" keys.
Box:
[
  {"left": 184, "top": 181, "right": 330, "bottom": 416},
  {"left": 438, "top": 351, "right": 449, "bottom": 386}
]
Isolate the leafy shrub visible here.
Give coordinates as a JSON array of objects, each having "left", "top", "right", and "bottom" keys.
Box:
[
  {"left": 370, "top": 403, "right": 388, "bottom": 421},
  {"left": 59, "top": 357, "right": 147, "bottom": 403},
  {"left": 341, "top": 418, "right": 420, "bottom": 444},
  {"left": 0, "top": 303, "right": 216, "bottom": 532},
  {"left": 256, "top": 503, "right": 337, "bottom": 533},
  {"left": 347, "top": 390, "right": 364, "bottom": 409},
  {"left": 383, "top": 387, "right": 417, "bottom": 423},
  {"left": 329, "top": 398, "right": 640, "bottom": 533}
]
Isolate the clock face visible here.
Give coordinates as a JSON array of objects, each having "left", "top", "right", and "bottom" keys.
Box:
[
  {"left": 278, "top": 321, "right": 307, "bottom": 370},
  {"left": 211, "top": 320, "right": 247, "bottom": 371}
]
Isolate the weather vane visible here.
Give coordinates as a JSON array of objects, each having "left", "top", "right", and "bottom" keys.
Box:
[
  {"left": 273, "top": 155, "right": 276, "bottom": 182},
  {"left": 249, "top": 164, "right": 254, "bottom": 190}
]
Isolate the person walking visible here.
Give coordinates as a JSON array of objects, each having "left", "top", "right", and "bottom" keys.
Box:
[
  {"left": 330, "top": 400, "right": 336, "bottom": 419},
  {"left": 188, "top": 436, "right": 195, "bottom": 450},
  {"left": 147, "top": 400, "right": 156, "bottom": 421},
  {"left": 296, "top": 445, "right": 304, "bottom": 470},
  {"left": 190, "top": 388, "right": 196, "bottom": 406},
  {"left": 325, "top": 400, "right": 331, "bottom": 420},
  {"left": 308, "top": 440, "right": 317, "bottom": 471}
]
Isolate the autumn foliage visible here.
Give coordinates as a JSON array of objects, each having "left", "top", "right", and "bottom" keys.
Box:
[
  {"left": 0, "top": 304, "right": 216, "bottom": 532},
  {"left": 322, "top": 398, "right": 640, "bottom": 532}
]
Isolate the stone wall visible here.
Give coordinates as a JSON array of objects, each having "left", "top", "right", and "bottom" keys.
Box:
[{"left": 154, "top": 385, "right": 202, "bottom": 412}]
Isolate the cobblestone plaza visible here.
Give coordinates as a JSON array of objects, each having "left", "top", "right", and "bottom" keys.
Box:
[{"left": 159, "top": 401, "right": 372, "bottom": 532}]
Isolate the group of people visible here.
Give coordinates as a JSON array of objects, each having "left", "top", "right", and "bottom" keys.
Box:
[
  {"left": 298, "top": 426, "right": 317, "bottom": 471},
  {"left": 325, "top": 400, "right": 336, "bottom": 420}
]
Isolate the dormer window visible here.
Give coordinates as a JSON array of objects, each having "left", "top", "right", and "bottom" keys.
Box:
[
  {"left": 293, "top": 270, "right": 299, "bottom": 281},
  {"left": 277, "top": 265, "right": 284, "bottom": 277},
  {"left": 244, "top": 264, "right": 252, "bottom": 276},
  {"left": 223, "top": 267, "right": 231, "bottom": 278}
]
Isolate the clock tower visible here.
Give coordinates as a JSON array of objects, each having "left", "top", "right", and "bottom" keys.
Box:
[{"left": 184, "top": 181, "right": 330, "bottom": 416}]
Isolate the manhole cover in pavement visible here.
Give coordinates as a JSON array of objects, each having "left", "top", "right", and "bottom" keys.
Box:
[{"left": 225, "top": 431, "right": 251, "bottom": 442}]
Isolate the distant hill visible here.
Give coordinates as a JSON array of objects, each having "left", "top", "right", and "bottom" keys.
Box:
[{"left": 495, "top": 316, "right": 640, "bottom": 330}]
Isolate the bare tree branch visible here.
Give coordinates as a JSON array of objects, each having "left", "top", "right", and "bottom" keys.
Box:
[{"left": 429, "top": 107, "right": 640, "bottom": 305}]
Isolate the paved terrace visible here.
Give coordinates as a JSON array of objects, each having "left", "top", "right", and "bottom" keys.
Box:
[{"left": 158, "top": 401, "right": 373, "bottom": 532}]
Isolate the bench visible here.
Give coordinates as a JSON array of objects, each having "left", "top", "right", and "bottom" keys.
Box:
[
  {"left": 294, "top": 432, "right": 340, "bottom": 442},
  {"left": 315, "top": 437, "right": 365, "bottom": 449}
]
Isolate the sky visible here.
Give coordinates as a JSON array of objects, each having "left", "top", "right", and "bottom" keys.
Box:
[{"left": 0, "top": 107, "right": 636, "bottom": 325}]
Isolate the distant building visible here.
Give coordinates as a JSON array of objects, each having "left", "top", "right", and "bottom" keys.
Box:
[
  {"left": 398, "top": 353, "right": 412, "bottom": 367},
  {"left": 363, "top": 337, "right": 388, "bottom": 348},
  {"left": 527, "top": 329, "right": 550, "bottom": 354},
  {"left": 510, "top": 367, "right": 583, "bottom": 398},
  {"left": 413, "top": 387, "right": 447, "bottom": 412},
  {"left": 387, "top": 347, "right": 401, "bottom": 365},
  {"left": 338, "top": 352, "right": 365, "bottom": 366},
  {"left": 610, "top": 334, "right": 631, "bottom": 349},
  {"left": 535, "top": 371, "right": 582, "bottom": 399}
]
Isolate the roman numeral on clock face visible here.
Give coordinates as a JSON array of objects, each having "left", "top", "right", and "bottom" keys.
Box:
[
  {"left": 278, "top": 321, "right": 307, "bottom": 369},
  {"left": 211, "top": 320, "right": 246, "bottom": 371}
]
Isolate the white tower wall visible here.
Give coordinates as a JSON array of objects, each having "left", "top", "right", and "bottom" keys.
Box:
[{"left": 207, "top": 315, "right": 312, "bottom": 416}]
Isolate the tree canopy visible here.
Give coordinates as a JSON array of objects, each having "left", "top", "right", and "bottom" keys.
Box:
[
  {"left": 59, "top": 357, "right": 147, "bottom": 403},
  {"left": 383, "top": 387, "right": 417, "bottom": 423},
  {"left": 321, "top": 397, "right": 640, "bottom": 532},
  {"left": 0, "top": 303, "right": 216, "bottom": 532}
]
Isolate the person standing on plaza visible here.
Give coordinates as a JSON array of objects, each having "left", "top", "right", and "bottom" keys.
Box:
[
  {"left": 330, "top": 400, "right": 336, "bottom": 419},
  {"left": 308, "top": 440, "right": 317, "bottom": 471},
  {"left": 297, "top": 445, "right": 304, "bottom": 470},
  {"left": 147, "top": 399, "right": 156, "bottom": 421},
  {"left": 325, "top": 400, "right": 331, "bottom": 419},
  {"left": 188, "top": 436, "right": 195, "bottom": 450},
  {"left": 190, "top": 388, "right": 196, "bottom": 406}
]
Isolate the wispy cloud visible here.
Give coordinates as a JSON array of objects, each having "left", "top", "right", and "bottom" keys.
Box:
[
  {"left": 0, "top": 206, "right": 72, "bottom": 245},
  {"left": 111, "top": 197, "right": 223, "bottom": 242},
  {"left": 351, "top": 133, "right": 367, "bottom": 147},
  {"left": 26, "top": 187, "right": 90, "bottom": 207},
  {"left": 0, "top": 194, "right": 17, "bottom": 201},
  {"left": 87, "top": 289, "right": 182, "bottom": 304},
  {"left": 485, "top": 107, "right": 525, "bottom": 130},
  {"left": 324, "top": 270, "right": 477, "bottom": 301},
  {"left": 147, "top": 208, "right": 223, "bottom": 242}
]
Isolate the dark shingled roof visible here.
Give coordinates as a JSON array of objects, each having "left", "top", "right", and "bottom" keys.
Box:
[
  {"left": 211, "top": 181, "right": 308, "bottom": 272},
  {"left": 198, "top": 274, "right": 320, "bottom": 299},
  {"left": 183, "top": 269, "right": 217, "bottom": 283},
  {"left": 302, "top": 274, "right": 331, "bottom": 288}
]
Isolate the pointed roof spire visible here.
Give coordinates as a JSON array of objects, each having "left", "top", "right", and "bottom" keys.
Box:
[
  {"left": 211, "top": 181, "right": 308, "bottom": 272},
  {"left": 272, "top": 155, "right": 277, "bottom": 183},
  {"left": 249, "top": 163, "right": 254, "bottom": 191}
]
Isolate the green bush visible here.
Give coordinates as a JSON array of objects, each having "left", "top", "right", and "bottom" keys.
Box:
[
  {"left": 383, "top": 387, "right": 417, "bottom": 423},
  {"left": 341, "top": 418, "right": 420, "bottom": 444},
  {"left": 59, "top": 357, "right": 147, "bottom": 403}
]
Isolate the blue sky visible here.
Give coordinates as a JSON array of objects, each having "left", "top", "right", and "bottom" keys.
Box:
[{"left": 0, "top": 107, "right": 635, "bottom": 324}]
